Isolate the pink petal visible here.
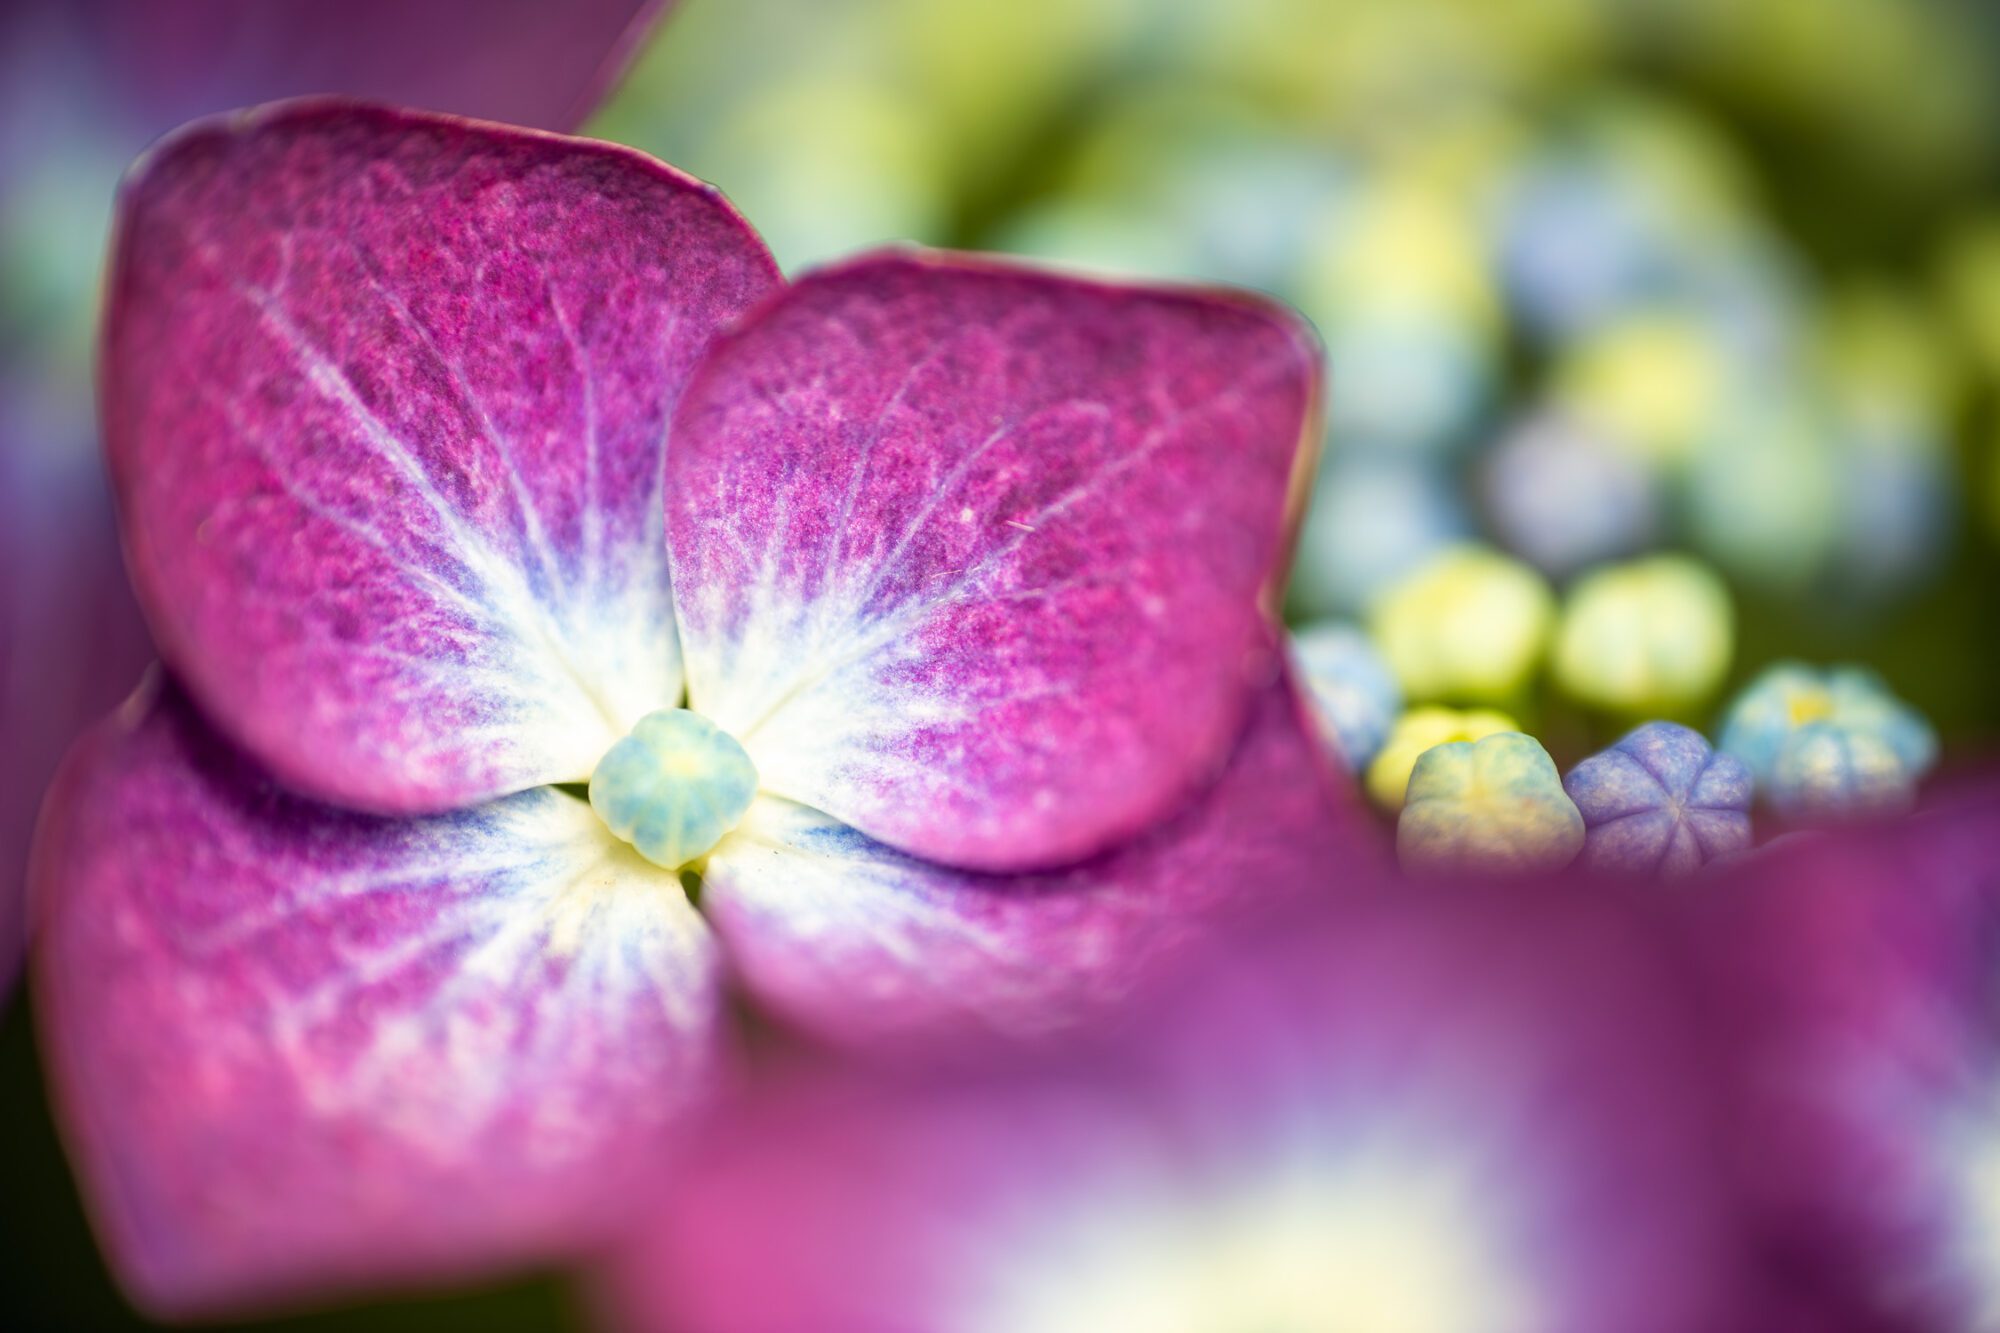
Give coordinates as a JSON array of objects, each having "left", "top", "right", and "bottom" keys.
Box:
[
  {"left": 0, "top": 0, "right": 679, "bottom": 987},
  {"left": 103, "top": 102, "right": 779, "bottom": 815},
  {"left": 605, "top": 880, "right": 1738, "bottom": 1333},
  {"left": 33, "top": 679, "right": 726, "bottom": 1316},
  {"left": 1684, "top": 778, "right": 2000, "bottom": 1328},
  {"left": 701, "top": 673, "right": 1372, "bottom": 1045},
  {"left": 668, "top": 252, "right": 1321, "bottom": 871}
]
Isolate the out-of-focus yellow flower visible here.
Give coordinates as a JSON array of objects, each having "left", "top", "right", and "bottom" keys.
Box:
[
  {"left": 1553, "top": 555, "right": 1733, "bottom": 716},
  {"left": 1365, "top": 706, "right": 1522, "bottom": 810},
  {"left": 1552, "top": 314, "right": 1728, "bottom": 465},
  {"left": 1370, "top": 545, "right": 1553, "bottom": 704},
  {"left": 1299, "top": 181, "right": 1499, "bottom": 333}
]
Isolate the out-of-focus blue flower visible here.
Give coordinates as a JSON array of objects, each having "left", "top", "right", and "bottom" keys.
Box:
[
  {"left": 1399, "top": 731, "right": 1584, "bottom": 875},
  {"left": 1290, "top": 622, "right": 1402, "bottom": 770},
  {"left": 1321, "top": 308, "right": 1495, "bottom": 454},
  {"left": 1290, "top": 453, "right": 1470, "bottom": 617},
  {"left": 1828, "top": 411, "right": 1955, "bottom": 601},
  {"left": 1490, "top": 97, "right": 1759, "bottom": 344},
  {"left": 1719, "top": 662, "right": 1938, "bottom": 794},
  {"left": 1564, "top": 722, "right": 1751, "bottom": 876},
  {"left": 1480, "top": 410, "right": 1665, "bottom": 575}
]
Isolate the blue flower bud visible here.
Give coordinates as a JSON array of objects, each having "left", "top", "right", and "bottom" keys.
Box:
[
  {"left": 1564, "top": 722, "right": 1751, "bottom": 877},
  {"left": 1291, "top": 622, "right": 1402, "bottom": 771}
]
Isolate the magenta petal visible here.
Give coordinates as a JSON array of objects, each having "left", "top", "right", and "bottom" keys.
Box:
[
  {"left": 1687, "top": 780, "right": 2000, "bottom": 1328},
  {"left": 33, "top": 680, "right": 726, "bottom": 1316},
  {"left": 606, "top": 883, "right": 1736, "bottom": 1333},
  {"left": 104, "top": 102, "right": 779, "bottom": 814},
  {"left": 668, "top": 252, "right": 1321, "bottom": 870},
  {"left": 701, "top": 675, "right": 1369, "bottom": 1045}
]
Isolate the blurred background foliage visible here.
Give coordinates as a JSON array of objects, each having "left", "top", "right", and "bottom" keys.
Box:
[{"left": 5, "top": 0, "right": 1999, "bottom": 1326}]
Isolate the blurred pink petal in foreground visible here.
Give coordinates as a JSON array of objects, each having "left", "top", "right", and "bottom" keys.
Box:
[
  {"left": 606, "top": 878, "right": 1742, "bottom": 1333},
  {"left": 1687, "top": 778, "right": 2000, "bottom": 1333},
  {"left": 34, "top": 100, "right": 1350, "bottom": 1314},
  {"left": 0, "top": 0, "right": 672, "bottom": 987}
]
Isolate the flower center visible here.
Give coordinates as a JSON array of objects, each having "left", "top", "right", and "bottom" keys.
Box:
[{"left": 588, "top": 709, "right": 758, "bottom": 871}]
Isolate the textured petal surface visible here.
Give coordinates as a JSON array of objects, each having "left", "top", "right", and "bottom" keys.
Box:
[
  {"left": 607, "top": 882, "right": 1739, "bottom": 1333},
  {"left": 0, "top": 0, "right": 677, "bottom": 987},
  {"left": 700, "top": 676, "right": 1367, "bottom": 1045},
  {"left": 33, "top": 681, "right": 725, "bottom": 1316},
  {"left": 668, "top": 252, "right": 1321, "bottom": 870},
  {"left": 1685, "top": 782, "right": 2000, "bottom": 1331},
  {"left": 103, "top": 103, "right": 780, "bottom": 814}
]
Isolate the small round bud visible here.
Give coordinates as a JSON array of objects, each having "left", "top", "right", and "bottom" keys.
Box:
[
  {"left": 1290, "top": 622, "right": 1402, "bottom": 771},
  {"left": 1398, "top": 732, "right": 1584, "bottom": 876},
  {"left": 1553, "top": 555, "right": 1733, "bottom": 716},
  {"left": 589, "top": 709, "right": 759, "bottom": 871},
  {"left": 1365, "top": 706, "right": 1521, "bottom": 811},
  {"left": 1564, "top": 722, "right": 1751, "bottom": 877},
  {"left": 1769, "top": 722, "right": 1916, "bottom": 825}
]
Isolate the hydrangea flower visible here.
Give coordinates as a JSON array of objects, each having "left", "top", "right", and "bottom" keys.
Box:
[
  {"left": 1397, "top": 732, "right": 1584, "bottom": 876},
  {"left": 1368, "top": 545, "right": 1553, "bottom": 705},
  {"left": 1688, "top": 784, "right": 2000, "bottom": 1329},
  {"left": 606, "top": 882, "right": 1740, "bottom": 1333},
  {"left": 1551, "top": 555, "right": 1733, "bottom": 716},
  {"left": 1563, "top": 722, "right": 1751, "bottom": 877},
  {"left": 0, "top": 0, "right": 671, "bottom": 986},
  {"left": 1365, "top": 705, "right": 1521, "bottom": 811},
  {"left": 1719, "top": 661, "right": 1937, "bottom": 795},
  {"left": 1289, "top": 621, "right": 1401, "bottom": 770},
  {"left": 30, "top": 104, "right": 1349, "bottom": 1314}
]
